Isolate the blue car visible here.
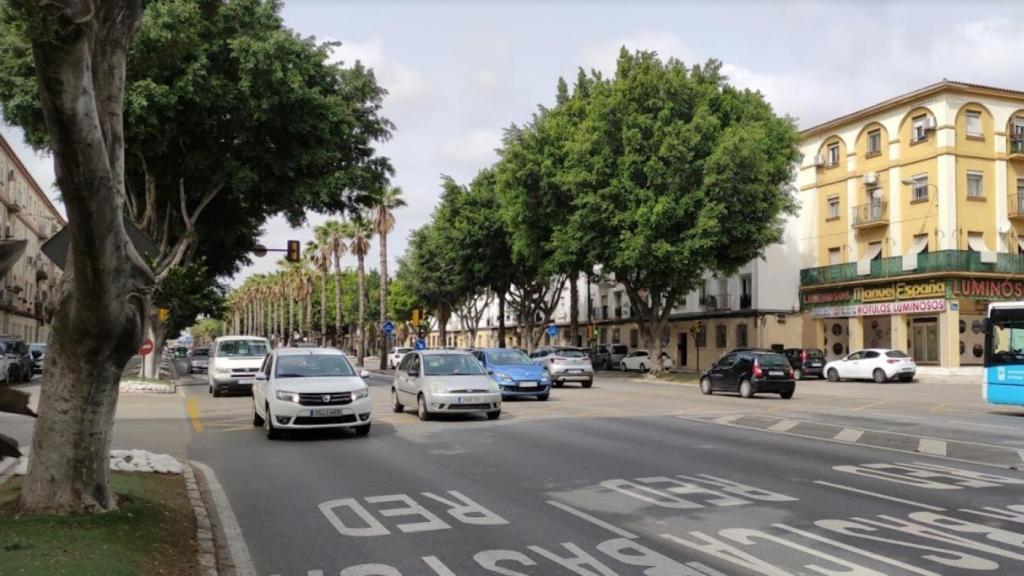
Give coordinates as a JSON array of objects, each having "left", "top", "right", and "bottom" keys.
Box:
[{"left": 471, "top": 348, "right": 551, "bottom": 400}]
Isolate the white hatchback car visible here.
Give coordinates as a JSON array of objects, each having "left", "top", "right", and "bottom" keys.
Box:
[
  {"left": 824, "top": 348, "right": 917, "bottom": 383},
  {"left": 252, "top": 347, "right": 372, "bottom": 439},
  {"left": 392, "top": 350, "right": 501, "bottom": 420},
  {"left": 388, "top": 347, "right": 413, "bottom": 369}
]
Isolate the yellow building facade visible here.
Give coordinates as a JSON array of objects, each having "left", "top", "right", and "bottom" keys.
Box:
[{"left": 799, "top": 81, "right": 1024, "bottom": 368}]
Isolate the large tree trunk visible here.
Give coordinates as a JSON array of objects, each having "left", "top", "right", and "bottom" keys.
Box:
[
  {"left": 438, "top": 303, "right": 450, "bottom": 349},
  {"left": 320, "top": 268, "right": 328, "bottom": 346},
  {"left": 356, "top": 255, "right": 366, "bottom": 367},
  {"left": 497, "top": 291, "right": 506, "bottom": 348},
  {"left": 20, "top": 0, "right": 151, "bottom": 514},
  {"left": 378, "top": 232, "right": 387, "bottom": 369}
]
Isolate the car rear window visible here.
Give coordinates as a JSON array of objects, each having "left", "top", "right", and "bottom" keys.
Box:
[
  {"left": 611, "top": 345, "right": 628, "bottom": 354},
  {"left": 193, "top": 349, "right": 209, "bottom": 357},
  {"left": 755, "top": 353, "right": 789, "bottom": 368},
  {"left": 557, "top": 349, "right": 586, "bottom": 358},
  {"left": 804, "top": 349, "right": 824, "bottom": 359},
  {"left": 885, "top": 350, "right": 909, "bottom": 358}
]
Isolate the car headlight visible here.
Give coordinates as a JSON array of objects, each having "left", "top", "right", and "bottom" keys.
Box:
[
  {"left": 540, "top": 374, "right": 550, "bottom": 383},
  {"left": 275, "top": 390, "right": 300, "bottom": 403},
  {"left": 430, "top": 382, "right": 449, "bottom": 395},
  {"left": 353, "top": 387, "right": 369, "bottom": 400},
  {"left": 496, "top": 373, "right": 514, "bottom": 383}
]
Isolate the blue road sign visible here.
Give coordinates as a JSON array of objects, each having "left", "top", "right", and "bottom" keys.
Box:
[
  {"left": 381, "top": 319, "right": 395, "bottom": 335},
  {"left": 415, "top": 339, "right": 426, "bottom": 350},
  {"left": 546, "top": 325, "right": 559, "bottom": 337}
]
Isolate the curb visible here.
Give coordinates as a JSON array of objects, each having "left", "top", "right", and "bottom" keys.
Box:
[
  {"left": 192, "top": 461, "right": 256, "bottom": 576},
  {"left": 185, "top": 464, "right": 218, "bottom": 576}
]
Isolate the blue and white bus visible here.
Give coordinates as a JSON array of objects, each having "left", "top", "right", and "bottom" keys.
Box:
[{"left": 983, "top": 302, "right": 1024, "bottom": 405}]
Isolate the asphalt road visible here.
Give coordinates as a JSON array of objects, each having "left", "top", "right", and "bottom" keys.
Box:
[{"left": 179, "top": 365, "right": 1024, "bottom": 576}]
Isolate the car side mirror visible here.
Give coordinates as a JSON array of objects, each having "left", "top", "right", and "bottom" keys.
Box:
[
  {"left": 407, "top": 367, "right": 418, "bottom": 377},
  {"left": 360, "top": 369, "right": 370, "bottom": 379},
  {"left": 487, "top": 369, "right": 495, "bottom": 375},
  {"left": 254, "top": 373, "right": 267, "bottom": 381}
]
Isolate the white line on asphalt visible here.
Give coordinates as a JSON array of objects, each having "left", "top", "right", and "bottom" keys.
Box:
[
  {"left": 775, "top": 524, "right": 944, "bottom": 576},
  {"left": 192, "top": 460, "right": 256, "bottom": 576},
  {"left": 712, "top": 414, "right": 743, "bottom": 425},
  {"left": 918, "top": 438, "right": 948, "bottom": 456},
  {"left": 813, "top": 480, "right": 946, "bottom": 511},
  {"left": 948, "top": 419, "right": 1021, "bottom": 431},
  {"left": 423, "top": 557, "right": 458, "bottom": 576},
  {"left": 307, "top": 571, "right": 324, "bottom": 576},
  {"left": 768, "top": 419, "right": 800, "bottom": 432},
  {"left": 833, "top": 428, "right": 865, "bottom": 443},
  {"left": 546, "top": 500, "right": 637, "bottom": 539},
  {"left": 1018, "top": 450, "right": 1024, "bottom": 464}
]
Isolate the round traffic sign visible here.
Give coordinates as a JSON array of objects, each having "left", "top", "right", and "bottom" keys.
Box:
[{"left": 139, "top": 338, "right": 154, "bottom": 356}]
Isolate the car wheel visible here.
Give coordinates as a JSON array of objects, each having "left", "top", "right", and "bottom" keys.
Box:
[
  {"left": 639, "top": 363, "right": 647, "bottom": 372},
  {"left": 264, "top": 404, "right": 280, "bottom": 440},
  {"left": 872, "top": 368, "right": 887, "bottom": 383},
  {"left": 417, "top": 394, "right": 431, "bottom": 421},
  {"left": 827, "top": 368, "right": 839, "bottom": 382},
  {"left": 793, "top": 369, "right": 803, "bottom": 380},
  {"left": 354, "top": 423, "right": 371, "bottom": 436},
  {"left": 780, "top": 389, "right": 794, "bottom": 400},
  {"left": 392, "top": 388, "right": 405, "bottom": 413},
  {"left": 700, "top": 377, "right": 712, "bottom": 395},
  {"left": 739, "top": 379, "right": 754, "bottom": 399},
  {"left": 537, "top": 393, "right": 550, "bottom": 401},
  {"left": 582, "top": 379, "right": 593, "bottom": 389},
  {"left": 620, "top": 362, "right": 627, "bottom": 372},
  {"left": 252, "top": 402, "right": 265, "bottom": 427},
  {"left": 212, "top": 385, "right": 221, "bottom": 398},
  {"left": 487, "top": 410, "right": 501, "bottom": 420}
]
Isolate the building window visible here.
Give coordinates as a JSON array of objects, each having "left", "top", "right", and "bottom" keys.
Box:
[
  {"left": 715, "top": 325, "right": 727, "bottom": 349},
  {"left": 736, "top": 324, "right": 748, "bottom": 348},
  {"left": 911, "top": 175, "right": 929, "bottom": 202},
  {"left": 827, "top": 142, "right": 840, "bottom": 166},
  {"left": 826, "top": 196, "right": 840, "bottom": 220},
  {"left": 912, "top": 115, "right": 929, "bottom": 143},
  {"left": 967, "top": 171, "right": 983, "bottom": 199},
  {"left": 867, "top": 129, "right": 881, "bottom": 155},
  {"left": 629, "top": 328, "right": 639, "bottom": 348},
  {"left": 965, "top": 111, "right": 982, "bottom": 138},
  {"left": 828, "top": 247, "right": 841, "bottom": 265}
]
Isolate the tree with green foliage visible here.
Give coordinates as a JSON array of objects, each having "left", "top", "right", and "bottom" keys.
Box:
[
  {"left": 190, "top": 318, "right": 226, "bottom": 344},
  {"left": 372, "top": 186, "right": 406, "bottom": 366},
  {"left": 563, "top": 50, "right": 799, "bottom": 373},
  {"left": 317, "top": 220, "right": 348, "bottom": 346},
  {"left": 346, "top": 215, "right": 373, "bottom": 365}
]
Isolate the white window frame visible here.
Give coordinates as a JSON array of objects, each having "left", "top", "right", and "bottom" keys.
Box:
[
  {"left": 912, "top": 115, "right": 928, "bottom": 143},
  {"left": 867, "top": 129, "right": 881, "bottom": 154},
  {"left": 965, "top": 110, "right": 982, "bottom": 137},
  {"left": 911, "top": 175, "right": 929, "bottom": 202},
  {"left": 966, "top": 171, "right": 983, "bottom": 198},
  {"left": 827, "top": 142, "right": 840, "bottom": 166},
  {"left": 828, "top": 247, "right": 841, "bottom": 265},
  {"left": 826, "top": 195, "right": 840, "bottom": 220}
]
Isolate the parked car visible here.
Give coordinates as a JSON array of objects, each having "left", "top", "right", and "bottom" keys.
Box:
[
  {"left": 824, "top": 349, "right": 916, "bottom": 383},
  {"left": 207, "top": 336, "right": 271, "bottom": 397},
  {"left": 471, "top": 348, "right": 550, "bottom": 400},
  {"left": 590, "top": 345, "right": 611, "bottom": 370},
  {"left": 620, "top": 350, "right": 652, "bottom": 372},
  {"left": 188, "top": 347, "right": 210, "bottom": 374},
  {"left": 388, "top": 347, "right": 413, "bottom": 369},
  {"left": 0, "top": 337, "right": 33, "bottom": 383},
  {"left": 608, "top": 344, "right": 629, "bottom": 370},
  {"left": 252, "top": 347, "right": 372, "bottom": 439},
  {"left": 531, "top": 346, "right": 594, "bottom": 388},
  {"left": 392, "top": 350, "right": 501, "bottom": 421},
  {"left": 783, "top": 348, "right": 826, "bottom": 380},
  {"left": 700, "top": 350, "right": 795, "bottom": 399},
  {"left": 28, "top": 342, "right": 45, "bottom": 374}
]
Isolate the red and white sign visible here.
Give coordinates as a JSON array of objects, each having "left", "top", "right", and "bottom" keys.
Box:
[
  {"left": 811, "top": 298, "right": 946, "bottom": 319},
  {"left": 139, "top": 338, "right": 154, "bottom": 356}
]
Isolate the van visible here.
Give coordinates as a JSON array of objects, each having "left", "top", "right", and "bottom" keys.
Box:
[{"left": 207, "top": 336, "right": 271, "bottom": 397}]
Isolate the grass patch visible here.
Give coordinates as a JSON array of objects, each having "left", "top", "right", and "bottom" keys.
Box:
[{"left": 0, "top": 472, "right": 197, "bottom": 576}]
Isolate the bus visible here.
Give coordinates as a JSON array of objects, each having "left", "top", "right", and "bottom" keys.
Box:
[{"left": 983, "top": 302, "right": 1024, "bottom": 405}]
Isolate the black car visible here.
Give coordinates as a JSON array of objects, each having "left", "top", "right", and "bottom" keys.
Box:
[
  {"left": 783, "top": 347, "right": 826, "bottom": 380},
  {"left": 700, "top": 350, "right": 795, "bottom": 399},
  {"left": 0, "top": 337, "right": 34, "bottom": 383}
]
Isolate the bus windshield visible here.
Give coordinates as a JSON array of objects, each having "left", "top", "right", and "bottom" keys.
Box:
[{"left": 987, "top": 319, "right": 1024, "bottom": 366}]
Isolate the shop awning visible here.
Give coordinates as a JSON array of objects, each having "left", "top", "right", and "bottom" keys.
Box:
[
  {"left": 968, "top": 234, "right": 997, "bottom": 263},
  {"left": 857, "top": 242, "right": 883, "bottom": 276},
  {"left": 901, "top": 235, "right": 929, "bottom": 271}
]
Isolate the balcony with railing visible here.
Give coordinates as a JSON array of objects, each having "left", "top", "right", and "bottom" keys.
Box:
[
  {"left": 1009, "top": 136, "right": 1024, "bottom": 158},
  {"left": 851, "top": 201, "right": 888, "bottom": 229},
  {"left": 1010, "top": 193, "right": 1024, "bottom": 220},
  {"left": 701, "top": 293, "right": 733, "bottom": 311},
  {"left": 801, "top": 249, "right": 1024, "bottom": 287}
]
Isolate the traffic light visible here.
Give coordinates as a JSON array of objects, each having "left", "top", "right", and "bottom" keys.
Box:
[
  {"left": 157, "top": 308, "right": 170, "bottom": 322},
  {"left": 286, "top": 240, "right": 301, "bottom": 262},
  {"left": 411, "top": 309, "right": 420, "bottom": 326}
]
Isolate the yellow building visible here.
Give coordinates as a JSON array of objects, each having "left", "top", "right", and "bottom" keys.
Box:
[{"left": 798, "top": 80, "right": 1024, "bottom": 368}]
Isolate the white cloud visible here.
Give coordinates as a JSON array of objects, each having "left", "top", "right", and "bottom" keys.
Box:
[
  {"left": 439, "top": 128, "right": 502, "bottom": 170},
  {"left": 471, "top": 70, "right": 500, "bottom": 95},
  {"left": 581, "top": 31, "right": 692, "bottom": 75},
  {"left": 330, "top": 39, "right": 428, "bottom": 107}
]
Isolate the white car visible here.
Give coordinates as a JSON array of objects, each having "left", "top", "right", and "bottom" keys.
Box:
[
  {"left": 824, "top": 348, "right": 916, "bottom": 383},
  {"left": 208, "top": 336, "right": 271, "bottom": 397},
  {"left": 620, "top": 350, "right": 652, "bottom": 372},
  {"left": 252, "top": 347, "right": 372, "bottom": 439},
  {"left": 388, "top": 347, "right": 413, "bottom": 369},
  {"left": 392, "top": 350, "right": 501, "bottom": 420}
]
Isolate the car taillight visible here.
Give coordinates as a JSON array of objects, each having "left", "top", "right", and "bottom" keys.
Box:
[
  {"left": 787, "top": 367, "right": 794, "bottom": 378},
  {"left": 887, "top": 359, "right": 900, "bottom": 364},
  {"left": 801, "top": 350, "right": 807, "bottom": 363},
  {"left": 752, "top": 360, "right": 763, "bottom": 378}
]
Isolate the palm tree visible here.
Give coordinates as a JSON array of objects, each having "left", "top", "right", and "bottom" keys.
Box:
[
  {"left": 372, "top": 186, "right": 406, "bottom": 368},
  {"left": 309, "top": 236, "right": 331, "bottom": 346},
  {"left": 346, "top": 214, "right": 373, "bottom": 367},
  {"left": 318, "top": 220, "right": 348, "bottom": 347}
]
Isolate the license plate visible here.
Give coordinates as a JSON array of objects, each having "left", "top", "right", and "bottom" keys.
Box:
[
  {"left": 769, "top": 371, "right": 784, "bottom": 377},
  {"left": 901, "top": 367, "right": 914, "bottom": 372},
  {"left": 567, "top": 369, "right": 581, "bottom": 373},
  {"left": 315, "top": 408, "right": 345, "bottom": 417},
  {"left": 239, "top": 379, "right": 254, "bottom": 385},
  {"left": 809, "top": 362, "right": 821, "bottom": 367},
  {"left": 519, "top": 381, "right": 538, "bottom": 388},
  {"left": 458, "top": 397, "right": 481, "bottom": 404}
]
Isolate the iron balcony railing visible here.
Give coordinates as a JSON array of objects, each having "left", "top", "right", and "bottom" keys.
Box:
[
  {"left": 800, "top": 249, "right": 1024, "bottom": 286},
  {"left": 1010, "top": 193, "right": 1024, "bottom": 219},
  {"left": 851, "top": 201, "right": 888, "bottom": 228},
  {"left": 1010, "top": 137, "right": 1024, "bottom": 155}
]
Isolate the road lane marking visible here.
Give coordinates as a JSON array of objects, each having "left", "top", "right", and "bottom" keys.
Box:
[
  {"left": 1018, "top": 450, "right": 1024, "bottom": 464},
  {"left": 813, "top": 481, "right": 946, "bottom": 511},
  {"left": 918, "top": 438, "right": 948, "bottom": 456},
  {"left": 930, "top": 402, "right": 950, "bottom": 413},
  {"left": 546, "top": 500, "right": 637, "bottom": 539},
  {"left": 213, "top": 426, "right": 253, "bottom": 433},
  {"left": 712, "top": 414, "right": 743, "bottom": 425},
  {"left": 768, "top": 419, "right": 799, "bottom": 432},
  {"left": 948, "top": 419, "right": 1022, "bottom": 431},
  {"left": 775, "top": 524, "right": 945, "bottom": 576},
  {"left": 187, "top": 398, "right": 203, "bottom": 432},
  {"left": 852, "top": 399, "right": 890, "bottom": 412},
  {"left": 833, "top": 428, "right": 865, "bottom": 443},
  {"left": 192, "top": 461, "right": 256, "bottom": 576}
]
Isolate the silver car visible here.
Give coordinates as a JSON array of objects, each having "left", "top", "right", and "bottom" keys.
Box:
[
  {"left": 392, "top": 350, "right": 501, "bottom": 421},
  {"left": 531, "top": 346, "right": 594, "bottom": 388}
]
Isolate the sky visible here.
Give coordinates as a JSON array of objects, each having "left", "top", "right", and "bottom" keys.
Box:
[{"left": 6, "top": 1, "right": 1024, "bottom": 286}]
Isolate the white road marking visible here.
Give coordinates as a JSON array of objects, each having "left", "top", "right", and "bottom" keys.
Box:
[
  {"left": 833, "top": 428, "right": 865, "bottom": 443},
  {"left": 813, "top": 480, "right": 947, "bottom": 511},
  {"left": 191, "top": 461, "right": 257, "bottom": 576},
  {"left": 949, "top": 419, "right": 1020, "bottom": 431},
  {"left": 1019, "top": 450, "right": 1024, "bottom": 464},
  {"left": 918, "top": 438, "right": 948, "bottom": 456},
  {"left": 308, "top": 571, "right": 324, "bottom": 576},
  {"left": 768, "top": 419, "right": 799, "bottom": 432},
  {"left": 775, "top": 524, "right": 943, "bottom": 576},
  {"left": 712, "top": 414, "right": 743, "bottom": 425},
  {"left": 546, "top": 500, "right": 638, "bottom": 539}
]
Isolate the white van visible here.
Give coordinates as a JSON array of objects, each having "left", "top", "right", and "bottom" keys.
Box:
[{"left": 208, "top": 335, "right": 271, "bottom": 397}]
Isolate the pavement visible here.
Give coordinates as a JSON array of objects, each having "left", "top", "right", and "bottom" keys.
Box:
[{"left": 5, "top": 359, "right": 1024, "bottom": 575}]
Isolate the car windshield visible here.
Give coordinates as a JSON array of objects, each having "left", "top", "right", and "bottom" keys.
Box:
[
  {"left": 805, "top": 349, "right": 824, "bottom": 359},
  {"left": 423, "top": 354, "right": 486, "bottom": 376},
  {"left": 885, "top": 350, "right": 909, "bottom": 358},
  {"left": 192, "top": 349, "right": 209, "bottom": 357},
  {"left": 217, "top": 340, "right": 268, "bottom": 358},
  {"left": 275, "top": 354, "right": 356, "bottom": 378},
  {"left": 557, "top": 349, "right": 586, "bottom": 358},
  {"left": 755, "top": 353, "right": 789, "bottom": 368},
  {"left": 0, "top": 341, "right": 19, "bottom": 353},
  {"left": 485, "top": 349, "right": 532, "bottom": 365},
  {"left": 29, "top": 344, "right": 45, "bottom": 354}
]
